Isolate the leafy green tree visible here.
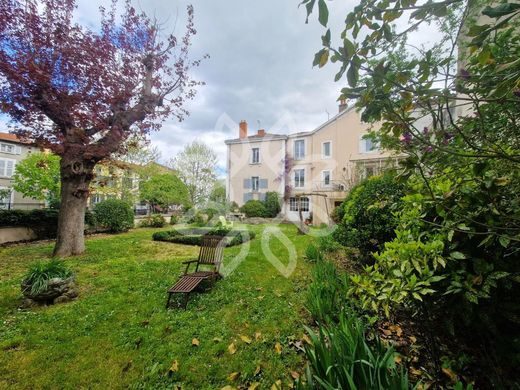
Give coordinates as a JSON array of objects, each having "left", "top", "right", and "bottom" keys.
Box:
[
  {"left": 209, "top": 180, "right": 226, "bottom": 204},
  {"left": 169, "top": 141, "right": 217, "bottom": 205},
  {"left": 140, "top": 173, "right": 190, "bottom": 212},
  {"left": 12, "top": 152, "right": 61, "bottom": 204}
]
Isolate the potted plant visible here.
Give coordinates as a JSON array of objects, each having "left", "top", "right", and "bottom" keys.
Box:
[{"left": 21, "top": 260, "right": 78, "bottom": 305}]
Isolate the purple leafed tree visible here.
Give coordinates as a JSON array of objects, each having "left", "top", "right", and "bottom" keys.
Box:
[{"left": 0, "top": 0, "right": 204, "bottom": 256}]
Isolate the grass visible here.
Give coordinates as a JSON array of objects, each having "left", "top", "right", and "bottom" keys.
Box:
[{"left": 0, "top": 224, "right": 313, "bottom": 390}]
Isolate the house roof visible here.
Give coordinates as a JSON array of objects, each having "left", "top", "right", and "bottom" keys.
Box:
[
  {"left": 0, "top": 132, "right": 21, "bottom": 143},
  {"left": 224, "top": 133, "right": 287, "bottom": 145},
  {"left": 224, "top": 104, "right": 358, "bottom": 145}
]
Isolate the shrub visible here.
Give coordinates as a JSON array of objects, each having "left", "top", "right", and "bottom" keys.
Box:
[
  {"left": 306, "top": 260, "right": 349, "bottom": 323},
  {"left": 264, "top": 191, "right": 281, "bottom": 217},
  {"left": 22, "top": 260, "right": 73, "bottom": 296},
  {"left": 139, "top": 214, "right": 166, "bottom": 228},
  {"left": 169, "top": 214, "right": 178, "bottom": 225},
  {"left": 240, "top": 200, "right": 268, "bottom": 218},
  {"left": 296, "top": 312, "right": 410, "bottom": 390},
  {"left": 152, "top": 227, "right": 255, "bottom": 247},
  {"left": 317, "top": 234, "right": 341, "bottom": 253},
  {"left": 202, "top": 207, "right": 219, "bottom": 222},
  {"left": 304, "top": 243, "right": 321, "bottom": 262},
  {"left": 84, "top": 210, "right": 97, "bottom": 229},
  {"left": 229, "top": 201, "right": 239, "bottom": 212},
  {"left": 94, "top": 199, "right": 134, "bottom": 233},
  {"left": 187, "top": 210, "right": 206, "bottom": 226},
  {"left": 335, "top": 172, "right": 405, "bottom": 260},
  {"left": 331, "top": 203, "right": 345, "bottom": 223}
]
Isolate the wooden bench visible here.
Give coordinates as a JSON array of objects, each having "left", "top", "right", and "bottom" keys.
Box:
[{"left": 166, "top": 235, "right": 225, "bottom": 309}]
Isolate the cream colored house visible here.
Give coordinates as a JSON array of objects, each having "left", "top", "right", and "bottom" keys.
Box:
[
  {"left": 225, "top": 102, "right": 401, "bottom": 225},
  {"left": 0, "top": 133, "right": 45, "bottom": 210}
]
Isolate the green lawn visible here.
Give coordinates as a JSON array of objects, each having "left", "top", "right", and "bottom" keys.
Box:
[{"left": 0, "top": 224, "right": 313, "bottom": 390}]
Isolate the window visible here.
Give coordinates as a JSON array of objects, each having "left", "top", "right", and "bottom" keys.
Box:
[
  {"left": 322, "top": 170, "right": 331, "bottom": 187},
  {"left": 0, "top": 187, "right": 12, "bottom": 209},
  {"left": 294, "top": 169, "right": 305, "bottom": 188},
  {"left": 251, "top": 147, "right": 260, "bottom": 164},
  {"left": 0, "top": 143, "right": 15, "bottom": 154},
  {"left": 322, "top": 141, "right": 331, "bottom": 158},
  {"left": 0, "top": 158, "right": 15, "bottom": 177},
  {"left": 359, "top": 136, "right": 379, "bottom": 153},
  {"left": 294, "top": 139, "right": 305, "bottom": 160},
  {"left": 300, "top": 197, "right": 310, "bottom": 212},
  {"left": 289, "top": 197, "right": 309, "bottom": 212},
  {"left": 252, "top": 176, "right": 259, "bottom": 191}
]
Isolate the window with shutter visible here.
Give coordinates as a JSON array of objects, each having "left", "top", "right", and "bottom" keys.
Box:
[{"left": 0, "top": 159, "right": 15, "bottom": 177}]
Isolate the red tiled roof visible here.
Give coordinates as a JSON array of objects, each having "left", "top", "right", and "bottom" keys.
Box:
[{"left": 0, "top": 132, "right": 20, "bottom": 142}]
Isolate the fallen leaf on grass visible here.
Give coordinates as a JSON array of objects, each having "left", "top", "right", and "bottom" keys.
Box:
[
  {"left": 302, "top": 334, "right": 312, "bottom": 345},
  {"left": 240, "top": 335, "right": 252, "bottom": 344},
  {"left": 228, "top": 343, "right": 237, "bottom": 354},
  {"left": 275, "top": 342, "right": 282, "bottom": 355},
  {"left": 192, "top": 338, "right": 200, "bottom": 346},
  {"left": 254, "top": 365, "right": 262, "bottom": 376},
  {"left": 249, "top": 382, "right": 260, "bottom": 390},
  {"left": 213, "top": 337, "right": 223, "bottom": 343},
  {"left": 290, "top": 371, "right": 300, "bottom": 379},
  {"left": 257, "top": 296, "right": 265, "bottom": 301},
  {"left": 410, "top": 367, "right": 423, "bottom": 377},
  {"left": 255, "top": 287, "right": 263, "bottom": 291},
  {"left": 271, "top": 379, "right": 282, "bottom": 390},
  {"left": 227, "top": 372, "right": 240, "bottom": 381},
  {"left": 274, "top": 290, "right": 282, "bottom": 297},
  {"left": 394, "top": 354, "right": 402, "bottom": 364},
  {"left": 389, "top": 325, "right": 403, "bottom": 337},
  {"left": 168, "top": 359, "right": 179, "bottom": 374},
  {"left": 409, "top": 335, "right": 417, "bottom": 344},
  {"left": 442, "top": 367, "right": 458, "bottom": 382},
  {"left": 221, "top": 386, "right": 236, "bottom": 390},
  {"left": 254, "top": 332, "right": 262, "bottom": 341}
]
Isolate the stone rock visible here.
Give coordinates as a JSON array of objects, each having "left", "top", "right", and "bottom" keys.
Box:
[
  {"left": 20, "top": 298, "right": 37, "bottom": 308},
  {"left": 53, "top": 295, "right": 71, "bottom": 304},
  {"left": 21, "top": 275, "right": 76, "bottom": 303}
]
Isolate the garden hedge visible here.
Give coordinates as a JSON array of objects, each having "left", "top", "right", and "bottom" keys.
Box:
[
  {"left": 152, "top": 226, "right": 255, "bottom": 247},
  {"left": 0, "top": 209, "right": 97, "bottom": 239}
]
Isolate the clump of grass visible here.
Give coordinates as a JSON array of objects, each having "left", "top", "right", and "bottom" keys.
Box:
[
  {"left": 22, "top": 260, "right": 73, "bottom": 295},
  {"left": 304, "top": 243, "right": 322, "bottom": 262}
]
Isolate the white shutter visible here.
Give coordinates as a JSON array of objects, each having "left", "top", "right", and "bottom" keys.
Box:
[
  {"left": 0, "top": 159, "right": 5, "bottom": 176},
  {"left": 15, "top": 146, "right": 22, "bottom": 155},
  {"left": 6, "top": 160, "right": 14, "bottom": 177}
]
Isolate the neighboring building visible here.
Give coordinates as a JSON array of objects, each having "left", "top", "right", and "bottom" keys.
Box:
[
  {"left": 0, "top": 132, "right": 45, "bottom": 210},
  {"left": 225, "top": 102, "right": 401, "bottom": 225},
  {"left": 89, "top": 161, "right": 176, "bottom": 214}
]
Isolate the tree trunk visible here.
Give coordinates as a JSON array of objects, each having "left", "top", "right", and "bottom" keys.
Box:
[{"left": 53, "top": 156, "right": 94, "bottom": 257}]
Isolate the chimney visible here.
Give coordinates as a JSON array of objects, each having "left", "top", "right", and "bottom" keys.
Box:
[
  {"left": 239, "top": 120, "right": 248, "bottom": 139},
  {"left": 338, "top": 99, "right": 348, "bottom": 113},
  {"left": 257, "top": 129, "right": 266, "bottom": 137}
]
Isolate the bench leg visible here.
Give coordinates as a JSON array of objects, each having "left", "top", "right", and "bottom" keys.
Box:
[
  {"left": 166, "top": 293, "right": 172, "bottom": 309},
  {"left": 183, "top": 293, "right": 190, "bottom": 309}
]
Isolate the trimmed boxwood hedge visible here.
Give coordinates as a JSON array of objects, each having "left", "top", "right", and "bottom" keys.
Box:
[
  {"left": 152, "top": 226, "right": 255, "bottom": 247},
  {"left": 0, "top": 209, "right": 97, "bottom": 240}
]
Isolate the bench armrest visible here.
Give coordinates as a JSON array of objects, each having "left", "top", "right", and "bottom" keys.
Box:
[{"left": 182, "top": 260, "right": 198, "bottom": 265}]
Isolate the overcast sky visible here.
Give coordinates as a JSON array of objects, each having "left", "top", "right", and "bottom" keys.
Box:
[{"left": 3, "top": 1, "right": 439, "bottom": 175}]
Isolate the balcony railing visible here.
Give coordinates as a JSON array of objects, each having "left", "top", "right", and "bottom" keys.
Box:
[{"left": 311, "top": 180, "right": 348, "bottom": 192}]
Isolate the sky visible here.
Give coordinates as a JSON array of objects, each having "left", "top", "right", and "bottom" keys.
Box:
[
  {"left": 2, "top": 1, "right": 440, "bottom": 176},
  {"left": 75, "top": 0, "right": 359, "bottom": 175}
]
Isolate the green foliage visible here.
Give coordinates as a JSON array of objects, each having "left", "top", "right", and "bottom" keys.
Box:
[
  {"left": 94, "top": 199, "right": 134, "bottom": 233},
  {"left": 139, "top": 214, "right": 165, "bottom": 228},
  {"left": 317, "top": 234, "right": 341, "bottom": 253},
  {"left": 240, "top": 200, "right": 268, "bottom": 218},
  {"left": 335, "top": 173, "right": 405, "bottom": 260},
  {"left": 306, "top": 260, "right": 349, "bottom": 323},
  {"left": 296, "top": 312, "right": 411, "bottom": 390},
  {"left": 330, "top": 203, "right": 345, "bottom": 223},
  {"left": 140, "top": 173, "right": 189, "bottom": 209},
  {"left": 264, "top": 191, "right": 281, "bottom": 217},
  {"left": 22, "top": 260, "right": 73, "bottom": 295},
  {"left": 152, "top": 226, "right": 255, "bottom": 247},
  {"left": 187, "top": 210, "right": 206, "bottom": 226},
  {"left": 209, "top": 180, "right": 226, "bottom": 204},
  {"left": 12, "top": 152, "right": 61, "bottom": 203},
  {"left": 169, "top": 214, "right": 178, "bottom": 225},
  {"left": 304, "top": 243, "right": 321, "bottom": 263},
  {"left": 229, "top": 201, "right": 239, "bottom": 212}
]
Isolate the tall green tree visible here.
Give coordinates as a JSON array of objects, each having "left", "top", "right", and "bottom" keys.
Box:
[
  {"left": 12, "top": 152, "right": 61, "bottom": 204},
  {"left": 140, "top": 173, "right": 189, "bottom": 212},
  {"left": 169, "top": 141, "right": 217, "bottom": 205}
]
